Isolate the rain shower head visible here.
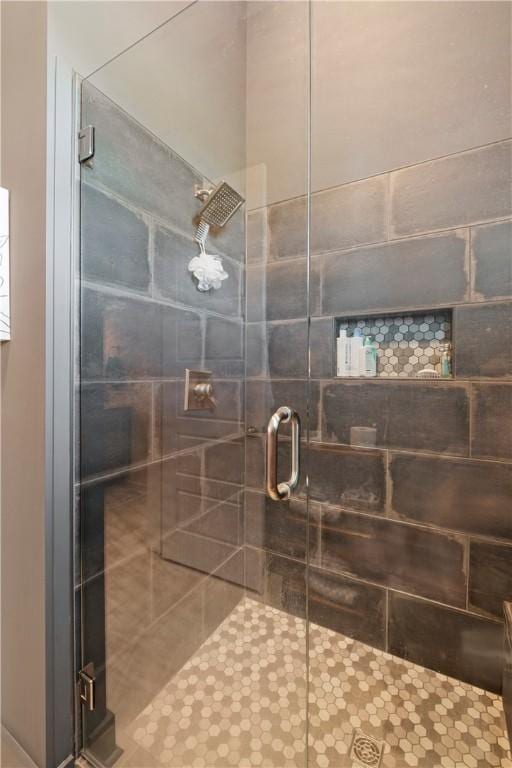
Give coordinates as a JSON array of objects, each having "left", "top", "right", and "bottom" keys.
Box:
[{"left": 197, "top": 181, "right": 245, "bottom": 228}]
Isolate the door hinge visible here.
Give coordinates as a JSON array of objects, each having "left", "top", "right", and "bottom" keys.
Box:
[
  {"left": 78, "top": 125, "right": 95, "bottom": 164},
  {"left": 79, "top": 663, "right": 96, "bottom": 711}
]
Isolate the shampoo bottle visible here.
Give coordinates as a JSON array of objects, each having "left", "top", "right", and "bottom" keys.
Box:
[
  {"left": 359, "top": 336, "right": 378, "bottom": 377},
  {"left": 336, "top": 329, "right": 350, "bottom": 377},
  {"left": 349, "top": 329, "right": 364, "bottom": 376}
]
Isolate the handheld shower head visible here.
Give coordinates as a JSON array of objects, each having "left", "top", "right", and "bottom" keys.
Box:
[{"left": 197, "top": 181, "right": 245, "bottom": 228}]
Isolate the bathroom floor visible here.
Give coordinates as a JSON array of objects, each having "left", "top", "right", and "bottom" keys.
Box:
[{"left": 118, "top": 597, "right": 512, "bottom": 768}]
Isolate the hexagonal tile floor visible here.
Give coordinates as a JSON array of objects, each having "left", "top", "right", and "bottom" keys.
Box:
[{"left": 129, "top": 597, "right": 512, "bottom": 767}]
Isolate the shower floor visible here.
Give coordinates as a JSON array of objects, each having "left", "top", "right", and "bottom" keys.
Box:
[{"left": 121, "top": 597, "right": 511, "bottom": 768}]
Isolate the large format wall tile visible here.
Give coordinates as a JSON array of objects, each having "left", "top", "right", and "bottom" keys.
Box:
[
  {"left": 204, "top": 316, "right": 243, "bottom": 363},
  {"left": 245, "top": 438, "right": 385, "bottom": 515},
  {"left": 316, "top": 230, "right": 468, "bottom": 316},
  {"left": 308, "top": 566, "right": 386, "bottom": 649},
  {"left": 247, "top": 208, "right": 268, "bottom": 264},
  {"left": 177, "top": 495, "right": 241, "bottom": 547},
  {"left": 246, "top": 259, "right": 309, "bottom": 321},
  {"left": 266, "top": 175, "right": 388, "bottom": 259},
  {"left": 81, "top": 483, "right": 106, "bottom": 584},
  {"left": 246, "top": 321, "right": 308, "bottom": 378},
  {"left": 244, "top": 546, "right": 266, "bottom": 594},
  {"left": 162, "top": 529, "right": 240, "bottom": 580},
  {"left": 390, "top": 140, "right": 512, "bottom": 237},
  {"left": 454, "top": 302, "right": 512, "bottom": 378},
  {"left": 82, "top": 184, "right": 150, "bottom": 293},
  {"left": 244, "top": 434, "right": 271, "bottom": 491},
  {"left": 160, "top": 451, "right": 204, "bottom": 533},
  {"left": 82, "top": 83, "right": 202, "bottom": 233},
  {"left": 161, "top": 304, "right": 203, "bottom": 376},
  {"left": 310, "top": 318, "right": 334, "bottom": 378},
  {"left": 81, "top": 383, "right": 152, "bottom": 478},
  {"left": 82, "top": 290, "right": 205, "bottom": 382},
  {"left": 311, "top": 175, "right": 388, "bottom": 254},
  {"left": 245, "top": 379, "right": 319, "bottom": 435},
  {"left": 390, "top": 453, "right": 512, "bottom": 539},
  {"left": 154, "top": 226, "right": 242, "bottom": 318},
  {"left": 204, "top": 316, "right": 244, "bottom": 377},
  {"left": 388, "top": 593, "right": 504, "bottom": 693},
  {"left": 245, "top": 491, "right": 307, "bottom": 561},
  {"left": 156, "top": 380, "right": 243, "bottom": 454},
  {"left": 322, "top": 381, "right": 470, "bottom": 455},
  {"left": 472, "top": 384, "right": 512, "bottom": 460},
  {"left": 82, "top": 287, "right": 161, "bottom": 380},
  {"left": 204, "top": 439, "right": 244, "bottom": 486},
  {"left": 472, "top": 220, "right": 512, "bottom": 301},
  {"left": 102, "top": 463, "right": 163, "bottom": 565},
  {"left": 469, "top": 540, "right": 512, "bottom": 620},
  {"left": 316, "top": 511, "right": 467, "bottom": 607},
  {"left": 265, "top": 553, "right": 307, "bottom": 619},
  {"left": 245, "top": 317, "right": 332, "bottom": 378},
  {"left": 268, "top": 196, "right": 307, "bottom": 260},
  {"left": 308, "top": 443, "right": 386, "bottom": 514}
]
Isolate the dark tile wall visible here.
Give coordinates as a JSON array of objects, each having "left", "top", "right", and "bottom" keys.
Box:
[
  {"left": 79, "top": 80, "right": 511, "bottom": 706},
  {"left": 246, "top": 137, "right": 512, "bottom": 693},
  {"left": 80, "top": 84, "right": 246, "bottom": 582},
  {"left": 78, "top": 82, "right": 247, "bottom": 732}
]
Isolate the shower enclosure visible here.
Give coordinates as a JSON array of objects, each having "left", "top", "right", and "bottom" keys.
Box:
[{"left": 77, "top": 2, "right": 512, "bottom": 766}]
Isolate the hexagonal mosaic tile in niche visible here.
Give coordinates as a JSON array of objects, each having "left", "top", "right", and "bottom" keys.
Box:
[{"left": 337, "top": 310, "right": 452, "bottom": 378}]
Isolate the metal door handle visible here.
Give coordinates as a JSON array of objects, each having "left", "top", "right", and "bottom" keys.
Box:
[{"left": 266, "top": 406, "right": 300, "bottom": 501}]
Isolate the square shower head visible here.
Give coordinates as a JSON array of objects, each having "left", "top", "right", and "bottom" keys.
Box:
[{"left": 198, "top": 181, "right": 245, "bottom": 228}]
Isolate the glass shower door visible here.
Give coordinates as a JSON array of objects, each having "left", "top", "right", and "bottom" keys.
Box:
[
  {"left": 77, "top": 3, "right": 311, "bottom": 766},
  {"left": 307, "top": 2, "right": 512, "bottom": 767}
]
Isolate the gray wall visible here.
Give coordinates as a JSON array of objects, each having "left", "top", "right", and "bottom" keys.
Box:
[
  {"left": 246, "top": 1, "right": 511, "bottom": 206},
  {"left": 85, "top": 0, "right": 247, "bottom": 197},
  {"left": 1, "top": 2, "right": 48, "bottom": 764}
]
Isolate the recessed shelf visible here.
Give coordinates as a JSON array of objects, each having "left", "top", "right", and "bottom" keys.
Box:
[{"left": 335, "top": 309, "right": 453, "bottom": 379}]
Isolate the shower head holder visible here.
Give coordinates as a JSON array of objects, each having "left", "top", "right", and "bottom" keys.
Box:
[{"left": 194, "top": 185, "right": 213, "bottom": 203}]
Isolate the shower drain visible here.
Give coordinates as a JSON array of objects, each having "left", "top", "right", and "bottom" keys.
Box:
[{"left": 349, "top": 729, "right": 385, "bottom": 767}]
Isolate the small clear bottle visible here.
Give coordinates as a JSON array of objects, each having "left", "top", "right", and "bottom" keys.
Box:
[
  {"left": 359, "top": 335, "right": 378, "bottom": 377},
  {"left": 439, "top": 342, "right": 452, "bottom": 378}
]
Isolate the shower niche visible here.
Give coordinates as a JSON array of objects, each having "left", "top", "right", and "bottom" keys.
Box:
[{"left": 335, "top": 309, "right": 453, "bottom": 379}]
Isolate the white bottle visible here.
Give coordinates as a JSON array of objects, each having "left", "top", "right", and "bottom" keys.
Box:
[
  {"left": 359, "top": 336, "right": 378, "bottom": 377},
  {"left": 336, "top": 329, "right": 350, "bottom": 376},
  {"left": 348, "top": 329, "right": 364, "bottom": 376}
]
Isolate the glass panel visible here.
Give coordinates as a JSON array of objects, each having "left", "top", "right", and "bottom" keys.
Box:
[
  {"left": 310, "top": 2, "right": 512, "bottom": 766},
  {"left": 78, "top": 3, "right": 310, "bottom": 766}
]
